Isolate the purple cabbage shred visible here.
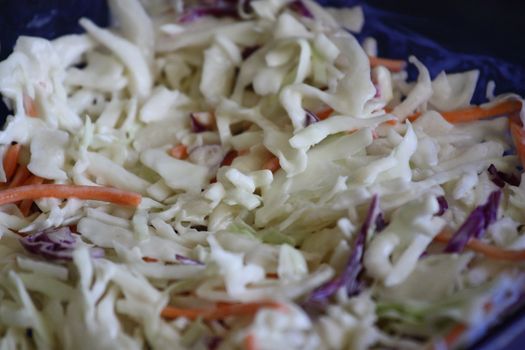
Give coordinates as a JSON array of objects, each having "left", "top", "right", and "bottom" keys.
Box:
[
  {"left": 308, "top": 195, "right": 381, "bottom": 303},
  {"left": 444, "top": 190, "right": 501, "bottom": 253},
  {"left": 488, "top": 164, "right": 520, "bottom": 188},
  {"left": 304, "top": 109, "right": 320, "bottom": 126},
  {"left": 190, "top": 113, "right": 209, "bottom": 133},
  {"left": 288, "top": 0, "right": 313, "bottom": 18},
  {"left": 175, "top": 254, "right": 204, "bottom": 266},
  {"left": 374, "top": 212, "right": 388, "bottom": 232},
  {"left": 20, "top": 227, "right": 104, "bottom": 261},
  {"left": 178, "top": 6, "right": 239, "bottom": 23},
  {"left": 436, "top": 196, "right": 448, "bottom": 216}
]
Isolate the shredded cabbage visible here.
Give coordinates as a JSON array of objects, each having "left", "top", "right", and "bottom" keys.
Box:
[{"left": 0, "top": 1, "right": 523, "bottom": 349}]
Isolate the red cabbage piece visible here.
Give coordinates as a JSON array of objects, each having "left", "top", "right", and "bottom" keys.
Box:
[
  {"left": 288, "top": 0, "right": 313, "bottom": 18},
  {"left": 374, "top": 212, "right": 388, "bottom": 232},
  {"left": 308, "top": 195, "right": 380, "bottom": 303},
  {"left": 178, "top": 6, "right": 239, "bottom": 23},
  {"left": 190, "top": 112, "right": 213, "bottom": 133},
  {"left": 483, "top": 190, "right": 501, "bottom": 228},
  {"left": 444, "top": 190, "right": 501, "bottom": 253},
  {"left": 488, "top": 164, "right": 520, "bottom": 188},
  {"left": 190, "top": 117, "right": 207, "bottom": 133},
  {"left": 304, "top": 109, "right": 320, "bottom": 126},
  {"left": 175, "top": 254, "right": 204, "bottom": 266},
  {"left": 20, "top": 227, "right": 104, "bottom": 261},
  {"left": 436, "top": 195, "right": 448, "bottom": 216}
]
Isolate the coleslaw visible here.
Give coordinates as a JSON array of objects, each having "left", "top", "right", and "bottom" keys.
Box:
[{"left": 0, "top": 0, "right": 524, "bottom": 349}]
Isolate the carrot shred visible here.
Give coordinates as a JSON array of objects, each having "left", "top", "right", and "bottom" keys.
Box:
[
  {"left": 383, "top": 119, "right": 398, "bottom": 126},
  {"left": 509, "top": 111, "right": 521, "bottom": 124},
  {"left": 407, "top": 100, "right": 522, "bottom": 124},
  {"left": 22, "top": 175, "right": 44, "bottom": 186},
  {"left": 0, "top": 184, "right": 141, "bottom": 207},
  {"left": 23, "top": 94, "right": 38, "bottom": 117},
  {"left": 406, "top": 112, "right": 423, "bottom": 122},
  {"left": 442, "top": 100, "right": 521, "bottom": 123},
  {"left": 161, "top": 301, "right": 281, "bottom": 321},
  {"left": 433, "top": 300, "right": 488, "bottom": 350},
  {"left": 221, "top": 150, "right": 239, "bottom": 166},
  {"left": 510, "top": 118, "right": 525, "bottom": 168},
  {"left": 443, "top": 323, "right": 467, "bottom": 348},
  {"left": 3, "top": 143, "right": 21, "bottom": 181},
  {"left": 316, "top": 107, "right": 334, "bottom": 121},
  {"left": 368, "top": 56, "right": 406, "bottom": 72},
  {"left": 484, "top": 301, "right": 493, "bottom": 313},
  {"left": 169, "top": 144, "right": 188, "bottom": 159},
  {"left": 142, "top": 256, "right": 159, "bottom": 263},
  {"left": 245, "top": 333, "right": 258, "bottom": 350},
  {"left": 19, "top": 175, "right": 44, "bottom": 216},
  {"left": 434, "top": 231, "right": 525, "bottom": 261},
  {"left": 8, "top": 165, "right": 31, "bottom": 189},
  {"left": 263, "top": 156, "right": 280, "bottom": 173}
]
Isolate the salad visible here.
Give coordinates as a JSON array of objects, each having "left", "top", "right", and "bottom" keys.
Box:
[{"left": 0, "top": 0, "right": 524, "bottom": 349}]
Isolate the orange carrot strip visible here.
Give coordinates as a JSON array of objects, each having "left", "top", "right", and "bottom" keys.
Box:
[
  {"left": 434, "top": 231, "right": 525, "bottom": 261},
  {"left": 383, "top": 119, "right": 398, "bottom": 126},
  {"left": 368, "top": 56, "right": 406, "bottom": 72},
  {"left": 0, "top": 184, "right": 141, "bottom": 207},
  {"left": 19, "top": 175, "right": 44, "bottom": 216},
  {"left": 161, "top": 301, "right": 281, "bottom": 321},
  {"left": 510, "top": 119, "right": 525, "bottom": 168},
  {"left": 23, "top": 94, "right": 38, "bottom": 117},
  {"left": 263, "top": 156, "right": 280, "bottom": 173},
  {"left": 245, "top": 334, "right": 258, "bottom": 350},
  {"left": 169, "top": 144, "right": 188, "bottom": 159},
  {"left": 441, "top": 100, "right": 522, "bottom": 123},
  {"left": 266, "top": 272, "right": 279, "bottom": 279},
  {"left": 443, "top": 323, "right": 467, "bottom": 348},
  {"left": 406, "top": 112, "right": 423, "bottom": 122},
  {"left": 3, "top": 143, "right": 21, "bottom": 181},
  {"left": 407, "top": 100, "right": 522, "bottom": 123},
  {"left": 21, "top": 175, "right": 44, "bottom": 186},
  {"left": 509, "top": 111, "right": 521, "bottom": 124},
  {"left": 143, "top": 256, "right": 159, "bottom": 263},
  {"left": 19, "top": 198, "right": 35, "bottom": 217},
  {"left": 221, "top": 150, "right": 239, "bottom": 166},
  {"left": 484, "top": 301, "right": 493, "bottom": 313},
  {"left": 8, "top": 165, "right": 30, "bottom": 189},
  {"left": 316, "top": 108, "right": 334, "bottom": 121}
]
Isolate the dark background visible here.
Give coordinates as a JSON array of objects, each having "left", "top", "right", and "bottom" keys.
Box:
[
  {"left": 0, "top": 0, "right": 109, "bottom": 61},
  {"left": 0, "top": 1, "right": 524, "bottom": 348},
  {"left": 365, "top": 0, "right": 525, "bottom": 66},
  {"left": 1, "top": 0, "right": 524, "bottom": 64}
]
